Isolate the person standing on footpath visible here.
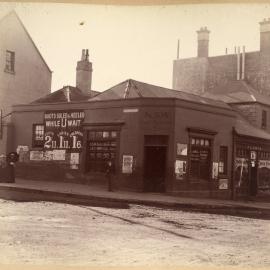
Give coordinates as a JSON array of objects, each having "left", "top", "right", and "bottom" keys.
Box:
[{"left": 106, "top": 159, "right": 115, "bottom": 192}]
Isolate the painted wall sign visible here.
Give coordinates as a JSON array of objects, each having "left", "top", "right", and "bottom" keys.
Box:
[
  {"left": 123, "top": 108, "right": 139, "bottom": 113},
  {"left": 175, "top": 160, "right": 186, "bottom": 180},
  {"left": 219, "top": 179, "right": 228, "bottom": 190},
  {"left": 250, "top": 151, "right": 257, "bottom": 160},
  {"left": 44, "top": 110, "right": 84, "bottom": 152},
  {"left": 177, "top": 143, "right": 188, "bottom": 156},
  {"left": 259, "top": 160, "right": 270, "bottom": 169},
  {"left": 30, "top": 151, "right": 44, "bottom": 161},
  {"left": 122, "top": 155, "right": 133, "bottom": 174}
]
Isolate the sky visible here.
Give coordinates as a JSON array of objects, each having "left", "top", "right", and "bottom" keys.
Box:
[{"left": 1, "top": 2, "right": 270, "bottom": 92}]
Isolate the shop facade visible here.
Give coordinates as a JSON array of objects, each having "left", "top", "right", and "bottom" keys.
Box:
[{"left": 10, "top": 93, "right": 236, "bottom": 199}]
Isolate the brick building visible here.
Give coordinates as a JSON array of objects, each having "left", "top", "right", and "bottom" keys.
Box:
[
  {"left": 172, "top": 18, "right": 270, "bottom": 198},
  {"left": 173, "top": 18, "right": 270, "bottom": 97},
  {"left": 0, "top": 11, "right": 52, "bottom": 154}
]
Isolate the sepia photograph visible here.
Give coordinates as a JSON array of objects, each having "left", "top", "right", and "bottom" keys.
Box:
[{"left": 0, "top": 0, "right": 269, "bottom": 269}]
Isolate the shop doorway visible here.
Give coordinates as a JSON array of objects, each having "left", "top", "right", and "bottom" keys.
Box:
[{"left": 143, "top": 135, "right": 168, "bottom": 192}]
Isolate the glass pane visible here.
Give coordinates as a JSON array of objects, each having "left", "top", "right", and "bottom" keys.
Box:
[
  {"left": 111, "top": 131, "right": 117, "bottom": 138},
  {"left": 103, "top": 131, "right": 110, "bottom": 138}
]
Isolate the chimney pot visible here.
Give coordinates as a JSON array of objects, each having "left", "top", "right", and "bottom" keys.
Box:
[{"left": 76, "top": 49, "right": 93, "bottom": 94}]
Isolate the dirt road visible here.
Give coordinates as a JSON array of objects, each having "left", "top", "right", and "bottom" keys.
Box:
[{"left": 0, "top": 199, "right": 269, "bottom": 267}]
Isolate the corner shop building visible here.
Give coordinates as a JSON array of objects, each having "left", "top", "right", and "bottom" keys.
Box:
[{"left": 9, "top": 79, "right": 270, "bottom": 198}]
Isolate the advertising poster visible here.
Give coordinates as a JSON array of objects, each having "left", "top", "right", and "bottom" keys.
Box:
[
  {"left": 219, "top": 179, "right": 228, "bottom": 189},
  {"left": 175, "top": 160, "right": 186, "bottom": 180},
  {"left": 52, "top": 150, "right": 66, "bottom": 161},
  {"left": 44, "top": 151, "right": 53, "bottom": 161},
  {"left": 212, "top": 162, "right": 219, "bottom": 179},
  {"left": 16, "top": 145, "right": 29, "bottom": 162},
  {"left": 44, "top": 110, "right": 85, "bottom": 152},
  {"left": 70, "top": 153, "right": 80, "bottom": 165},
  {"left": 177, "top": 143, "right": 188, "bottom": 156},
  {"left": 122, "top": 155, "right": 133, "bottom": 174},
  {"left": 30, "top": 151, "right": 44, "bottom": 161}
]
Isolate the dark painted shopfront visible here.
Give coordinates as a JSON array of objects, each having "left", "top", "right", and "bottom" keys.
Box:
[{"left": 8, "top": 80, "right": 270, "bottom": 199}]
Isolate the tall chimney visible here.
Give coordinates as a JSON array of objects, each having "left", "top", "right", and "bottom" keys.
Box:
[
  {"left": 76, "top": 49, "right": 93, "bottom": 94},
  {"left": 197, "top": 27, "right": 210, "bottom": 57},
  {"left": 260, "top": 18, "right": 270, "bottom": 53},
  {"left": 237, "top": 46, "right": 241, "bottom": 80}
]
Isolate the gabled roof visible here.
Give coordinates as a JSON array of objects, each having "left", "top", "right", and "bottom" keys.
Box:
[
  {"left": 235, "top": 112, "right": 270, "bottom": 141},
  {"left": 91, "top": 79, "right": 231, "bottom": 110},
  {"left": 32, "top": 86, "right": 99, "bottom": 104},
  {"left": 0, "top": 10, "right": 52, "bottom": 73},
  {"left": 202, "top": 80, "right": 270, "bottom": 106}
]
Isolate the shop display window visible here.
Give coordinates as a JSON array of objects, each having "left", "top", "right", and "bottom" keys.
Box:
[
  {"left": 189, "top": 137, "right": 211, "bottom": 180},
  {"left": 87, "top": 130, "right": 118, "bottom": 172}
]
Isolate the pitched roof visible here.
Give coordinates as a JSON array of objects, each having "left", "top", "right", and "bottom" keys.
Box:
[
  {"left": 0, "top": 11, "right": 52, "bottom": 73},
  {"left": 32, "top": 86, "right": 99, "bottom": 104},
  {"left": 235, "top": 112, "right": 270, "bottom": 141},
  {"left": 202, "top": 80, "right": 270, "bottom": 106},
  {"left": 91, "top": 79, "right": 231, "bottom": 109}
]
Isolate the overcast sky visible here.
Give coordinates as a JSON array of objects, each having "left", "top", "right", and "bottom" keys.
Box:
[{"left": 1, "top": 2, "right": 270, "bottom": 92}]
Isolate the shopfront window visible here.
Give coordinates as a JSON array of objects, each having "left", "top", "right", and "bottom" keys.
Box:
[
  {"left": 87, "top": 130, "right": 118, "bottom": 172},
  {"left": 189, "top": 137, "right": 211, "bottom": 180}
]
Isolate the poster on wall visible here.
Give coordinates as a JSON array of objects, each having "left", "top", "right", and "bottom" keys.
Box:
[
  {"left": 122, "top": 155, "right": 133, "bottom": 174},
  {"left": 52, "top": 150, "right": 66, "bottom": 161},
  {"left": 44, "top": 151, "right": 53, "bottom": 161},
  {"left": 259, "top": 160, "right": 270, "bottom": 169},
  {"left": 177, "top": 143, "right": 188, "bottom": 156},
  {"left": 30, "top": 151, "right": 44, "bottom": 161},
  {"left": 44, "top": 110, "right": 85, "bottom": 152},
  {"left": 175, "top": 160, "right": 186, "bottom": 180},
  {"left": 212, "top": 162, "right": 219, "bottom": 179},
  {"left": 219, "top": 179, "right": 228, "bottom": 189},
  {"left": 16, "top": 145, "right": 29, "bottom": 162}
]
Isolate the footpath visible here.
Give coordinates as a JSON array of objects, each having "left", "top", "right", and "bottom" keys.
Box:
[{"left": 0, "top": 178, "right": 270, "bottom": 219}]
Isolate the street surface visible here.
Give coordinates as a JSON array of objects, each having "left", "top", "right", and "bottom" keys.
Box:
[{"left": 0, "top": 199, "right": 269, "bottom": 267}]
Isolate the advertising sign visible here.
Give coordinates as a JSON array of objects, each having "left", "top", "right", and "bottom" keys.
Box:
[
  {"left": 122, "top": 155, "right": 133, "bottom": 174},
  {"left": 30, "top": 151, "right": 44, "bottom": 161},
  {"left": 212, "top": 162, "right": 219, "bottom": 179},
  {"left": 219, "top": 179, "right": 228, "bottom": 189},
  {"left": 177, "top": 143, "right": 188, "bottom": 156},
  {"left": 175, "top": 160, "right": 186, "bottom": 180},
  {"left": 44, "top": 111, "right": 84, "bottom": 152}
]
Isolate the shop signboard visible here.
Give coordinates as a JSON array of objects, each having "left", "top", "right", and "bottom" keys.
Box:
[{"left": 44, "top": 111, "right": 84, "bottom": 152}]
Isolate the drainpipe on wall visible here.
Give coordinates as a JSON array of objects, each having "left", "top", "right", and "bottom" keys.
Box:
[{"left": 231, "top": 127, "right": 236, "bottom": 200}]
